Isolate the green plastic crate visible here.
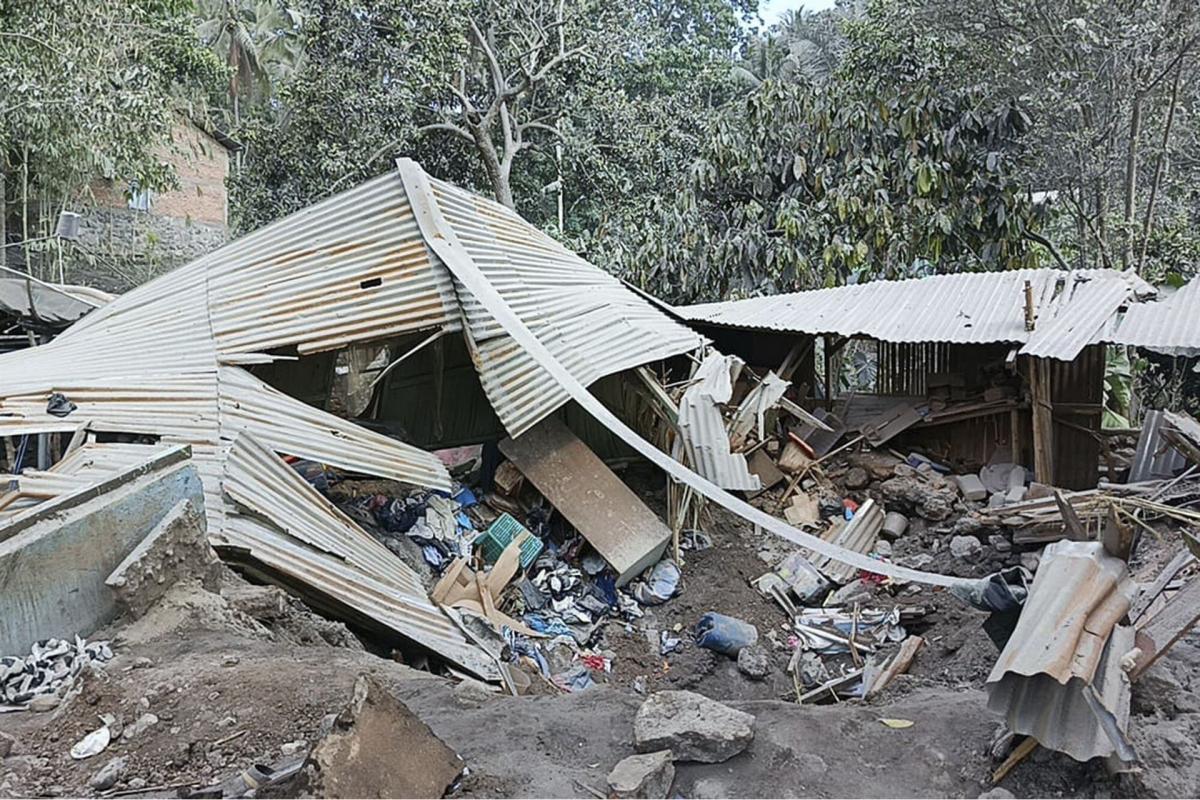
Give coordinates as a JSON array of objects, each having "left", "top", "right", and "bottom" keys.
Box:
[{"left": 476, "top": 513, "right": 543, "bottom": 568}]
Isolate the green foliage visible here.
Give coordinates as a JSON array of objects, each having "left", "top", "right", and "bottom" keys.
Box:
[
  {"left": 618, "top": 2, "right": 1043, "bottom": 302},
  {"left": 227, "top": 0, "right": 472, "bottom": 232},
  {"left": 0, "top": 0, "right": 223, "bottom": 199}
]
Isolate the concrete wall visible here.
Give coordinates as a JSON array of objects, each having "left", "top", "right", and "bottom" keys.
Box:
[{"left": 0, "top": 448, "right": 203, "bottom": 654}]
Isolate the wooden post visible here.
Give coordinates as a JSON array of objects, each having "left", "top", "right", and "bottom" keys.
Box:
[
  {"left": 1030, "top": 358, "right": 1054, "bottom": 485},
  {"left": 822, "top": 334, "right": 833, "bottom": 410}
]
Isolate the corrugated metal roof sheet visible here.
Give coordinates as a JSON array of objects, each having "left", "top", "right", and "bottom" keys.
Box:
[
  {"left": 0, "top": 160, "right": 707, "bottom": 670},
  {"left": 1111, "top": 278, "right": 1200, "bottom": 355},
  {"left": 220, "top": 434, "right": 493, "bottom": 678},
  {"left": 679, "top": 269, "right": 1155, "bottom": 361},
  {"left": 424, "top": 173, "right": 704, "bottom": 437},
  {"left": 986, "top": 540, "right": 1137, "bottom": 761},
  {"left": 675, "top": 352, "right": 760, "bottom": 490}
]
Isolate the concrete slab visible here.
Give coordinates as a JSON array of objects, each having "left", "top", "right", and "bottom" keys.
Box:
[{"left": 0, "top": 446, "right": 202, "bottom": 654}]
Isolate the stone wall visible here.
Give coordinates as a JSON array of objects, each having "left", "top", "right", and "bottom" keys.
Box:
[{"left": 69, "top": 207, "right": 228, "bottom": 290}]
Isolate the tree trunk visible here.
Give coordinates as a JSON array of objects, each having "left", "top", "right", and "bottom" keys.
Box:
[
  {"left": 0, "top": 168, "right": 6, "bottom": 268},
  {"left": 1121, "top": 90, "right": 1143, "bottom": 269},
  {"left": 1137, "top": 59, "right": 1183, "bottom": 275},
  {"left": 474, "top": 129, "right": 514, "bottom": 209}
]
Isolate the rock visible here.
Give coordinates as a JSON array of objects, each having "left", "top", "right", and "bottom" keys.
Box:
[
  {"left": 105, "top": 499, "right": 221, "bottom": 619},
  {"left": 844, "top": 467, "right": 870, "bottom": 490},
  {"left": 979, "top": 463, "right": 1015, "bottom": 494},
  {"left": 0, "top": 731, "right": 15, "bottom": 758},
  {"left": 828, "top": 580, "right": 873, "bottom": 606},
  {"left": 634, "top": 690, "right": 755, "bottom": 763},
  {"left": 90, "top": 758, "right": 127, "bottom": 791},
  {"left": 987, "top": 493, "right": 1006, "bottom": 509},
  {"left": 1006, "top": 466, "right": 1027, "bottom": 493},
  {"left": 892, "top": 463, "right": 916, "bottom": 479},
  {"left": 28, "top": 694, "right": 60, "bottom": 713},
  {"left": 978, "top": 789, "right": 1015, "bottom": 799},
  {"left": 280, "top": 740, "right": 307, "bottom": 757},
  {"left": 297, "top": 676, "right": 464, "bottom": 798},
  {"left": 949, "top": 535, "right": 983, "bottom": 562},
  {"left": 452, "top": 678, "right": 498, "bottom": 708},
  {"left": 222, "top": 655, "right": 240, "bottom": 667},
  {"left": 122, "top": 713, "right": 159, "bottom": 742},
  {"left": 128, "top": 778, "right": 147, "bottom": 791},
  {"left": 880, "top": 476, "right": 956, "bottom": 521},
  {"left": 874, "top": 539, "right": 893, "bottom": 557},
  {"left": 881, "top": 512, "right": 908, "bottom": 540},
  {"left": 1020, "top": 551, "right": 1041, "bottom": 573},
  {"left": 132, "top": 657, "right": 153, "bottom": 669},
  {"left": 736, "top": 646, "right": 771, "bottom": 681},
  {"left": 988, "top": 534, "right": 1012, "bottom": 554},
  {"left": 607, "top": 750, "right": 674, "bottom": 799},
  {"left": 954, "top": 474, "right": 987, "bottom": 501},
  {"left": 1005, "top": 486, "right": 1027, "bottom": 504}
]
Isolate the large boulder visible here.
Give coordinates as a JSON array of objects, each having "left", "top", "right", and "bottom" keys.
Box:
[
  {"left": 633, "top": 691, "right": 754, "bottom": 763},
  {"left": 607, "top": 750, "right": 674, "bottom": 799}
]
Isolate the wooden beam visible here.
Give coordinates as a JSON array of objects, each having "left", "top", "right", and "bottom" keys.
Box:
[
  {"left": 1029, "top": 358, "right": 1054, "bottom": 485},
  {"left": 1128, "top": 576, "right": 1200, "bottom": 681}
]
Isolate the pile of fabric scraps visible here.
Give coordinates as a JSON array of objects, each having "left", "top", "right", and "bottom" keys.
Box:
[{"left": 2, "top": 637, "right": 113, "bottom": 708}]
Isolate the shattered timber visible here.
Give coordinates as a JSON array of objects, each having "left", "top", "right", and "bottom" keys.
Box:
[{"left": 2, "top": 161, "right": 1200, "bottom": 799}]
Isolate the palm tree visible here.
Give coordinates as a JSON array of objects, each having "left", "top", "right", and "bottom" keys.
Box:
[
  {"left": 733, "top": 7, "right": 848, "bottom": 88},
  {"left": 196, "top": 0, "right": 304, "bottom": 125}
]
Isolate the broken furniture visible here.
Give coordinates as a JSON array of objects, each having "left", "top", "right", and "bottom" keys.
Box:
[{"left": 501, "top": 417, "right": 671, "bottom": 586}]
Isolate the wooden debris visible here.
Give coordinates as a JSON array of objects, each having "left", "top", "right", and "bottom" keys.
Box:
[
  {"left": 992, "top": 736, "right": 1039, "bottom": 784},
  {"left": 865, "top": 636, "right": 925, "bottom": 699},
  {"left": 1130, "top": 549, "right": 1197, "bottom": 623},
  {"left": 1127, "top": 575, "right": 1200, "bottom": 681}
]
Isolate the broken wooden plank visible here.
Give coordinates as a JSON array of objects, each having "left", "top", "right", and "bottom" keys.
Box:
[
  {"left": 865, "top": 636, "right": 925, "bottom": 699},
  {"left": 500, "top": 417, "right": 671, "bottom": 586},
  {"left": 858, "top": 402, "right": 923, "bottom": 447},
  {"left": 1128, "top": 575, "right": 1200, "bottom": 681},
  {"left": 1054, "top": 490, "right": 1089, "bottom": 541},
  {"left": 747, "top": 448, "right": 785, "bottom": 497}
]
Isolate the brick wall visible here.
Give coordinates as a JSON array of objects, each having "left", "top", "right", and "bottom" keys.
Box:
[
  {"left": 71, "top": 120, "right": 232, "bottom": 288},
  {"left": 90, "top": 120, "right": 230, "bottom": 226}
]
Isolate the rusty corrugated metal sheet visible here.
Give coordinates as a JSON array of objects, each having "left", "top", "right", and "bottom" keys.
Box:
[
  {"left": 424, "top": 175, "right": 705, "bottom": 437},
  {"left": 219, "top": 434, "right": 494, "bottom": 678},
  {"left": 986, "top": 540, "right": 1136, "bottom": 761},
  {"left": 207, "top": 172, "right": 460, "bottom": 356},
  {"left": 679, "top": 270, "right": 1154, "bottom": 361},
  {"left": 1111, "top": 279, "right": 1200, "bottom": 355}
]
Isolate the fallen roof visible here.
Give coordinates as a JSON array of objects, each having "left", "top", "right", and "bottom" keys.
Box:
[
  {"left": 1109, "top": 278, "right": 1200, "bottom": 356},
  {"left": 677, "top": 269, "right": 1159, "bottom": 361},
  {"left": 0, "top": 160, "right": 703, "bottom": 673}
]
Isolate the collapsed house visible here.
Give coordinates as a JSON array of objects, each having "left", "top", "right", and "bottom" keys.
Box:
[
  {"left": 2, "top": 160, "right": 940, "bottom": 684},
  {"left": 677, "top": 269, "right": 1198, "bottom": 490},
  {"left": 4, "top": 159, "right": 1200, "bottom": 789}
]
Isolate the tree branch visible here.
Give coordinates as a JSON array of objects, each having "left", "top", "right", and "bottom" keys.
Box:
[{"left": 418, "top": 122, "right": 475, "bottom": 143}]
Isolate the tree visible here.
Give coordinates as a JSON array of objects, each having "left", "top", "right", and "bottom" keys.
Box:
[
  {"left": 227, "top": 0, "right": 473, "bottom": 232},
  {"left": 195, "top": 0, "right": 305, "bottom": 126},
  {"left": 618, "top": 1, "right": 1043, "bottom": 302},
  {"left": 0, "top": 0, "right": 221, "bottom": 272},
  {"left": 421, "top": 0, "right": 586, "bottom": 209},
  {"left": 230, "top": 0, "right": 756, "bottom": 245},
  {"left": 897, "top": 0, "right": 1200, "bottom": 276}
]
